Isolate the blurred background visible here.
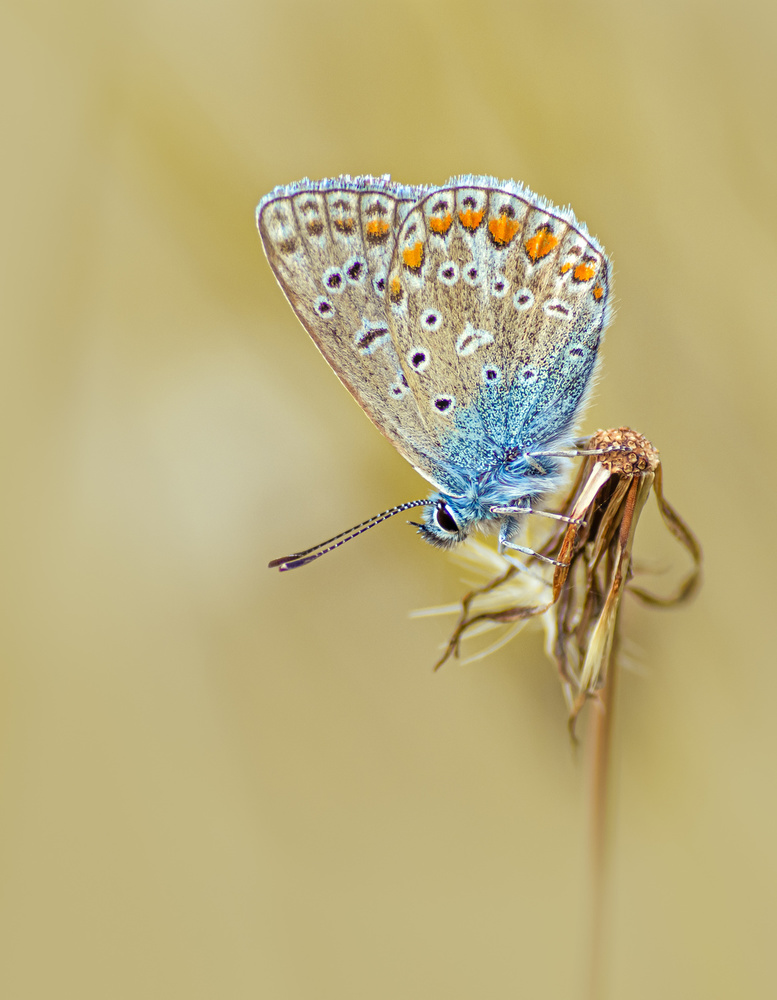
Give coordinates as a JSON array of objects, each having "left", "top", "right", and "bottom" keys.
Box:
[{"left": 2, "top": 0, "right": 775, "bottom": 996}]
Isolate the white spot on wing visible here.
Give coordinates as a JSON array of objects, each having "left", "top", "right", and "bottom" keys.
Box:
[
  {"left": 437, "top": 261, "right": 459, "bottom": 286},
  {"left": 462, "top": 263, "right": 481, "bottom": 286},
  {"left": 407, "top": 347, "right": 430, "bottom": 372},
  {"left": 419, "top": 309, "right": 442, "bottom": 332},
  {"left": 543, "top": 298, "right": 572, "bottom": 319},
  {"left": 354, "top": 320, "right": 389, "bottom": 354},
  {"left": 490, "top": 273, "right": 508, "bottom": 297},
  {"left": 456, "top": 323, "right": 493, "bottom": 357},
  {"left": 322, "top": 267, "right": 346, "bottom": 294},
  {"left": 513, "top": 288, "right": 534, "bottom": 311},
  {"left": 314, "top": 297, "right": 335, "bottom": 318}
]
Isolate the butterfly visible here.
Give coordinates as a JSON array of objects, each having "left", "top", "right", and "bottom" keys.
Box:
[{"left": 258, "top": 175, "right": 612, "bottom": 570}]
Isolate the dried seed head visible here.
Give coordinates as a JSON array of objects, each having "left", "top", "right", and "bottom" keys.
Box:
[
  {"left": 588, "top": 427, "right": 659, "bottom": 476},
  {"left": 427, "top": 427, "right": 701, "bottom": 728}
]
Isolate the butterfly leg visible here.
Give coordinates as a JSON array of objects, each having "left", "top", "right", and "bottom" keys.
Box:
[
  {"left": 496, "top": 518, "right": 568, "bottom": 567},
  {"left": 499, "top": 539, "right": 568, "bottom": 567},
  {"left": 489, "top": 503, "right": 584, "bottom": 525}
]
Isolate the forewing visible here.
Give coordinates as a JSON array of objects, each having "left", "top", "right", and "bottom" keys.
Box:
[
  {"left": 258, "top": 176, "right": 448, "bottom": 483},
  {"left": 385, "top": 177, "right": 611, "bottom": 463}
]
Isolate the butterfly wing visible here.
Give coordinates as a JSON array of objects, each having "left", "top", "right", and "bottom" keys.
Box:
[
  {"left": 384, "top": 176, "right": 612, "bottom": 487},
  {"left": 258, "top": 176, "right": 455, "bottom": 485}
]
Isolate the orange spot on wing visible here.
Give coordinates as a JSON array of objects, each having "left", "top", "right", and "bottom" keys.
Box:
[
  {"left": 488, "top": 214, "right": 520, "bottom": 245},
  {"left": 459, "top": 208, "right": 485, "bottom": 230},
  {"left": 402, "top": 241, "right": 424, "bottom": 269},
  {"left": 593, "top": 285, "right": 605, "bottom": 300},
  {"left": 389, "top": 277, "right": 403, "bottom": 303},
  {"left": 429, "top": 213, "right": 452, "bottom": 234},
  {"left": 574, "top": 262, "right": 596, "bottom": 282},
  {"left": 366, "top": 219, "right": 390, "bottom": 238},
  {"left": 334, "top": 217, "right": 355, "bottom": 234},
  {"left": 525, "top": 227, "right": 558, "bottom": 261},
  {"left": 561, "top": 262, "right": 573, "bottom": 274}
]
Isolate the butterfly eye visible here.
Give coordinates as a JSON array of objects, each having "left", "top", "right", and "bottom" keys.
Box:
[{"left": 434, "top": 501, "right": 459, "bottom": 534}]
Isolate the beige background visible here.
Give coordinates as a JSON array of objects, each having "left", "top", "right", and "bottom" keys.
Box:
[{"left": 2, "top": 1, "right": 775, "bottom": 997}]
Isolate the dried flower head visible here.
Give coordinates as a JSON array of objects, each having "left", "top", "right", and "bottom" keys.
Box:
[{"left": 430, "top": 428, "right": 701, "bottom": 728}]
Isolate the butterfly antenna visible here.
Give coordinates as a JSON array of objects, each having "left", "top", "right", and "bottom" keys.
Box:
[{"left": 269, "top": 499, "right": 430, "bottom": 571}]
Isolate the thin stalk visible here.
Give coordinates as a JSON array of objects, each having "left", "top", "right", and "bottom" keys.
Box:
[{"left": 587, "top": 625, "right": 619, "bottom": 1000}]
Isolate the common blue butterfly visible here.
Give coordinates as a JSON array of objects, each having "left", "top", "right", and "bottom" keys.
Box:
[{"left": 258, "top": 176, "right": 612, "bottom": 570}]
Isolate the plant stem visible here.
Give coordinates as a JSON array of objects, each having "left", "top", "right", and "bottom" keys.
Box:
[{"left": 587, "top": 628, "right": 619, "bottom": 1000}]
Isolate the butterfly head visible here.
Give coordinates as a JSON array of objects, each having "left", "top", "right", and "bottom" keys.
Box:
[
  {"left": 412, "top": 465, "right": 561, "bottom": 551},
  {"left": 413, "top": 490, "right": 522, "bottom": 550},
  {"left": 413, "top": 497, "right": 471, "bottom": 549}
]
